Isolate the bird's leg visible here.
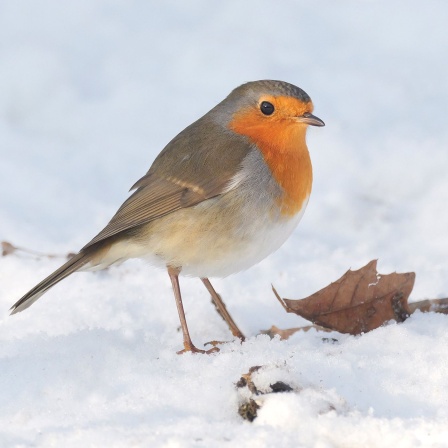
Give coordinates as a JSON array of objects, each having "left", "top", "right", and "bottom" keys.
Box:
[
  {"left": 167, "top": 266, "right": 219, "bottom": 355},
  {"left": 201, "top": 277, "right": 245, "bottom": 341}
]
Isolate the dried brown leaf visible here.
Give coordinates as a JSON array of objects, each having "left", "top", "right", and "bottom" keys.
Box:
[
  {"left": 274, "top": 260, "right": 415, "bottom": 335},
  {"left": 238, "top": 399, "right": 259, "bottom": 422}
]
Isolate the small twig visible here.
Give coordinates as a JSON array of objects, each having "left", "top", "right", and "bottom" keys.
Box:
[{"left": 1, "top": 241, "right": 73, "bottom": 260}]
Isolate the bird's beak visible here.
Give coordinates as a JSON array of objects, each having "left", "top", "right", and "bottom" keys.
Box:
[{"left": 297, "top": 112, "right": 325, "bottom": 127}]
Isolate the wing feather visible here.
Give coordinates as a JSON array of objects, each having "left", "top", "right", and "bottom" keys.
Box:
[
  {"left": 82, "top": 118, "right": 252, "bottom": 249},
  {"left": 82, "top": 176, "right": 203, "bottom": 248}
]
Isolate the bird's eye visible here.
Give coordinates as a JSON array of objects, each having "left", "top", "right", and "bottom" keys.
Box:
[{"left": 260, "top": 101, "right": 275, "bottom": 116}]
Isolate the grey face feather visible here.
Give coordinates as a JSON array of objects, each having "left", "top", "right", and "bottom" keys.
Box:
[{"left": 230, "top": 80, "right": 312, "bottom": 104}]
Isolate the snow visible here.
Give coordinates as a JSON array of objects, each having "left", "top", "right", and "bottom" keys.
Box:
[{"left": 1, "top": 1, "right": 448, "bottom": 446}]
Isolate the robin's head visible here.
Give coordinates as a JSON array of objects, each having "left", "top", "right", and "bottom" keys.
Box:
[
  {"left": 217, "top": 80, "right": 324, "bottom": 132},
  {"left": 216, "top": 80, "right": 323, "bottom": 154}
]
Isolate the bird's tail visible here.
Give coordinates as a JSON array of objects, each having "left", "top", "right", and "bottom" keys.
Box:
[{"left": 10, "top": 251, "right": 92, "bottom": 315}]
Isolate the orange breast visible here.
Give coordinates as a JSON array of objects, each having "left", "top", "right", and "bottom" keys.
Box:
[{"left": 229, "top": 100, "right": 313, "bottom": 217}]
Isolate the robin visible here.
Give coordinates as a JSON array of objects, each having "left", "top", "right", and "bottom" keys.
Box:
[{"left": 10, "top": 80, "right": 324, "bottom": 354}]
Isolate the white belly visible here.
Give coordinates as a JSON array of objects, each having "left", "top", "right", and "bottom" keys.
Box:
[{"left": 136, "top": 187, "right": 309, "bottom": 277}]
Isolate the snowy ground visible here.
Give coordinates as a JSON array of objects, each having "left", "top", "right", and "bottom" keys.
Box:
[{"left": 1, "top": 1, "right": 448, "bottom": 446}]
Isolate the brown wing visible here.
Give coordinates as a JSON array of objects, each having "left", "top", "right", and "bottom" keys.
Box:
[{"left": 82, "top": 117, "right": 251, "bottom": 249}]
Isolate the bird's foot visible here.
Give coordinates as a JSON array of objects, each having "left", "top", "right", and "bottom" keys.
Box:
[{"left": 177, "top": 341, "right": 220, "bottom": 355}]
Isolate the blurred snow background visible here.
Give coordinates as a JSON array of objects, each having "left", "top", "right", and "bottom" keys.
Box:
[{"left": 1, "top": 1, "right": 447, "bottom": 446}]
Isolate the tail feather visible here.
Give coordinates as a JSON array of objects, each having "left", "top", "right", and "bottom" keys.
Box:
[{"left": 10, "top": 251, "right": 92, "bottom": 315}]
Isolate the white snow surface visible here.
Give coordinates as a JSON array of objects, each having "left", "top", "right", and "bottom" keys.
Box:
[{"left": 1, "top": 1, "right": 448, "bottom": 446}]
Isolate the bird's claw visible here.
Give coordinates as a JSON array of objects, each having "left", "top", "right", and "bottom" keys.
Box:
[{"left": 177, "top": 342, "right": 220, "bottom": 355}]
